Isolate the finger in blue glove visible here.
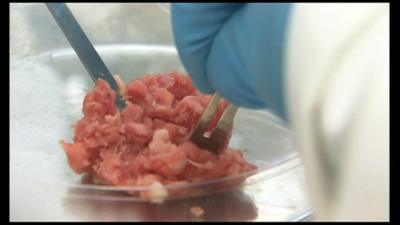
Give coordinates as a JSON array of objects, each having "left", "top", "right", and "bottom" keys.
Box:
[{"left": 172, "top": 3, "right": 292, "bottom": 120}]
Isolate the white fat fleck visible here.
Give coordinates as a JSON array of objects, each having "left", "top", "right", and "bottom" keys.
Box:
[{"left": 149, "top": 181, "right": 168, "bottom": 204}]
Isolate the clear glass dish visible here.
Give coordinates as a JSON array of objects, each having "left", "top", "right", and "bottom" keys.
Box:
[
  {"left": 10, "top": 3, "right": 311, "bottom": 221},
  {"left": 12, "top": 45, "right": 298, "bottom": 199}
]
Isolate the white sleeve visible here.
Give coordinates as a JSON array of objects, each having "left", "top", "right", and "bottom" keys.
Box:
[{"left": 286, "top": 3, "right": 389, "bottom": 221}]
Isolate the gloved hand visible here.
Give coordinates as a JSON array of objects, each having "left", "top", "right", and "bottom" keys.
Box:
[{"left": 171, "top": 3, "right": 292, "bottom": 120}]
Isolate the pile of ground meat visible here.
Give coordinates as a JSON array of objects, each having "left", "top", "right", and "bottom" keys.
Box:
[{"left": 61, "top": 71, "right": 257, "bottom": 201}]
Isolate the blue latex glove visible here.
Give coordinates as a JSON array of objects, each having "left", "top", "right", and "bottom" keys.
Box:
[{"left": 171, "top": 3, "right": 292, "bottom": 120}]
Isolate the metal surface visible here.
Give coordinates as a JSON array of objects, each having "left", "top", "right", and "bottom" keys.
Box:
[
  {"left": 10, "top": 3, "right": 312, "bottom": 221},
  {"left": 46, "top": 3, "right": 126, "bottom": 108},
  {"left": 189, "top": 92, "right": 239, "bottom": 154}
]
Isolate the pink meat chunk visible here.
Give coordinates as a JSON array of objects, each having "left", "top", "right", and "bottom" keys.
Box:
[{"left": 61, "top": 71, "right": 257, "bottom": 198}]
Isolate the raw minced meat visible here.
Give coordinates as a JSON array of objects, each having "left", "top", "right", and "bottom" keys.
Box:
[{"left": 61, "top": 71, "right": 257, "bottom": 201}]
